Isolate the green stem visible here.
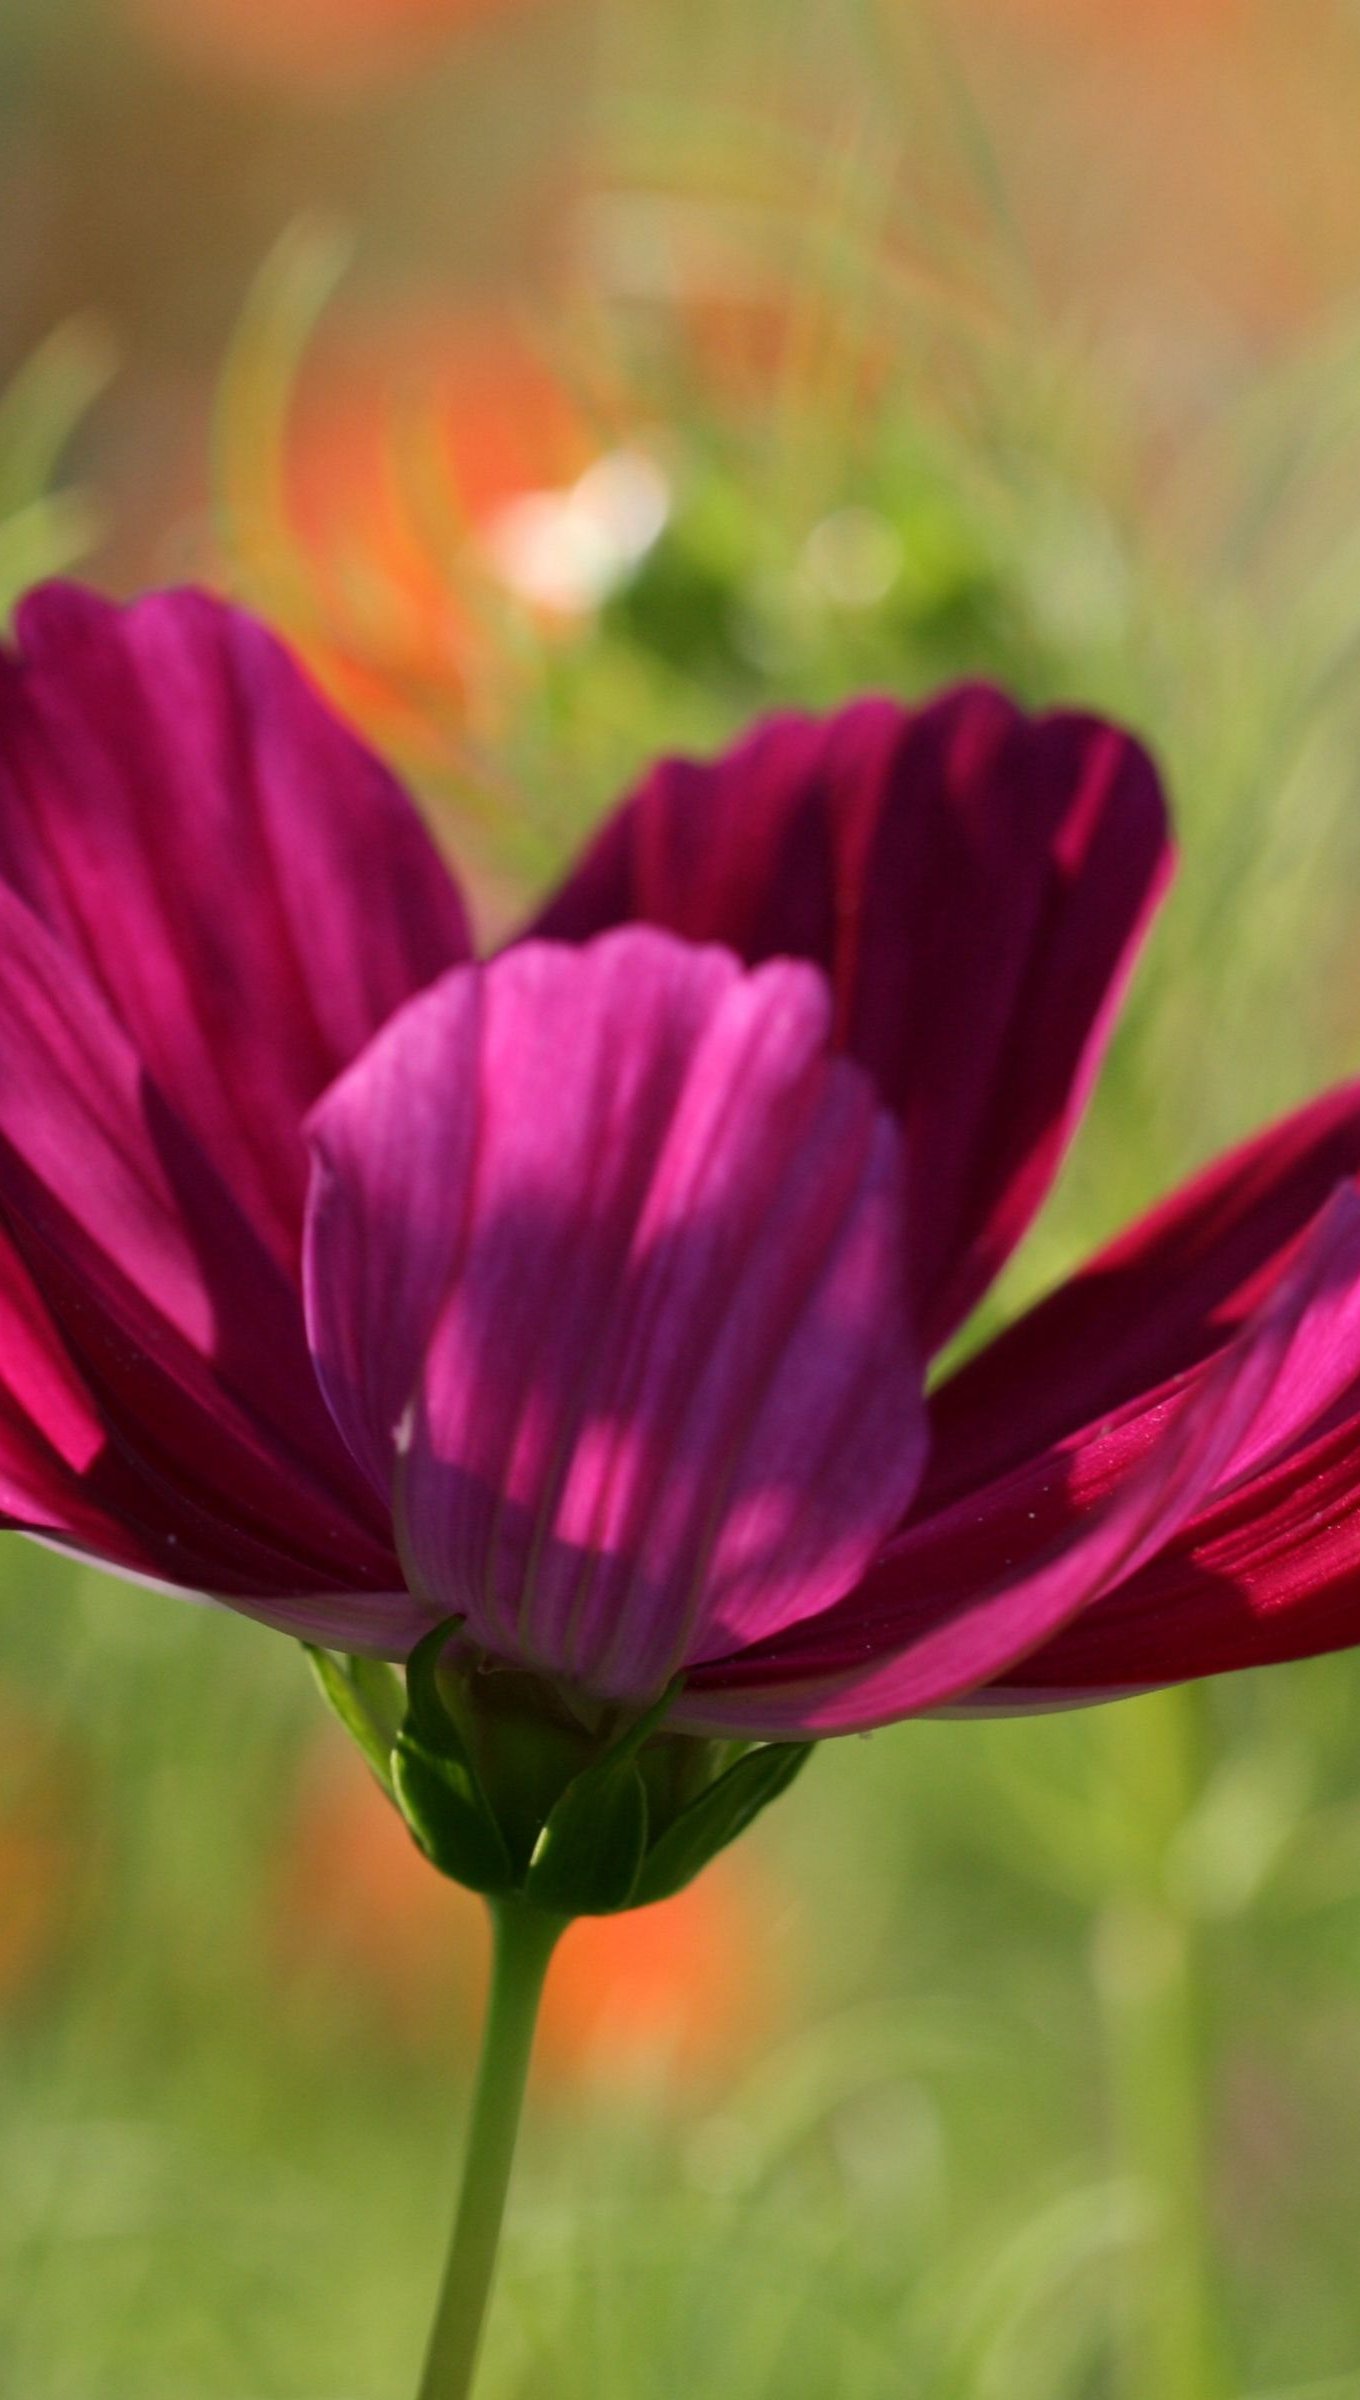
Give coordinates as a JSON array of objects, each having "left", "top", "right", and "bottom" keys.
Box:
[{"left": 416, "top": 1896, "right": 566, "bottom": 2400}]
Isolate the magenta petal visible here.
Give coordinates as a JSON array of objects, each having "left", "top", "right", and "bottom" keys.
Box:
[
  {"left": 1206, "top": 1186, "right": 1360, "bottom": 1490},
  {"left": 0, "top": 880, "right": 398, "bottom": 1603},
  {"left": 926, "top": 1077, "right": 1360, "bottom": 1509},
  {"left": 305, "top": 927, "right": 926, "bottom": 1699},
  {"left": 0, "top": 1224, "right": 121, "bottom": 1536},
  {"left": 990, "top": 1192, "right": 1360, "bottom": 1700},
  {"left": 0, "top": 584, "right": 470, "bottom": 1263},
  {"left": 681, "top": 1190, "right": 1360, "bottom": 1735},
  {"left": 303, "top": 959, "right": 487, "bottom": 1502},
  {"left": 982, "top": 1421, "right": 1360, "bottom": 1704},
  {"left": 0, "top": 1223, "right": 326, "bottom": 1591},
  {"left": 0, "top": 1233, "right": 259, "bottom": 1597},
  {"left": 531, "top": 690, "right": 1171, "bottom": 1351}
]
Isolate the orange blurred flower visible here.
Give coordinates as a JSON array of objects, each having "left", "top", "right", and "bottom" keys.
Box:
[
  {"left": 226, "top": 306, "right": 606, "bottom": 787},
  {"left": 538, "top": 1852, "right": 776, "bottom": 2088},
  {"left": 220, "top": 265, "right": 889, "bottom": 806},
  {"left": 130, "top": 0, "right": 544, "bottom": 97},
  {"left": 287, "top": 314, "right": 591, "bottom": 535},
  {"left": 275, "top": 1734, "right": 782, "bottom": 2086}
]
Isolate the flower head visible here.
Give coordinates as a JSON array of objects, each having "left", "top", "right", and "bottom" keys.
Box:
[{"left": 1, "top": 582, "right": 1359, "bottom": 1799}]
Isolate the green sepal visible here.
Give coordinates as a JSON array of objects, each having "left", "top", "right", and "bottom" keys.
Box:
[
  {"left": 633, "top": 1741, "right": 814, "bottom": 1905},
  {"left": 392, "top": 1729, "right": 516, "bottom": 1895},
  {"left": 525, "top": 1752, "right": 650, "bottom": 1915},
  {"left": 404, "top": 1616, "right": 468, "bottom": 1752},
  {"left": 389, "top": 1618, "right": 516, "bottom": 1894},
  {"left": 302, "top": 1644, "right": 401, "bottom": 1796},
  {"left": 346, "top": 1653, "right": 406, "bottom": 1748},
  {"left": 525, "top": 1683, "right": 678, "bottom": 1916}
]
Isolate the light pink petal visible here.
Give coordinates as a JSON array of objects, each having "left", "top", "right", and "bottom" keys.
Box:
[
  {"left": 0, "top": 879, "right": 400, "bottom": 1606},
  {"left": 925, "top": 1077, "right": 1360, "bottom": 1510},
  {"left": 305, "top": 927, "right": 926, "bottom": 1699},
  {"left": 681, "top": 1191, "right": 1360, "bottom": 1735},
  {"left": 530, "top": 691, "right": 1171, "bottom": 1351},
  {"left": 0, "top": 584, "right": 469, "bottom": 1265}
]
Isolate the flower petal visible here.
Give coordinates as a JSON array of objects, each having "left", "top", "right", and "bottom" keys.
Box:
[
  {"left": 925, "top": 1078, "right": 1360, "bottom": 1510},
  {"left": 681, "top": 1190, "right": 1360, "bottom": 1734},
  {"left": 0, "top": 584, "right": 470, "bottom": 1264},
  {"left": 305, "top": 926, "right": 926, "bottom": 1698},
  {"left": 0, "top": 1229, "right": 356, "bottom": 1596},
  {"left": 0, "top": 1223, "right": 132, "bottom": 1545},
  {"left": 531, "top": 691, "right": 1170, "bottom": 1350},
  {"left": 0, "top": 879, "right": 399, "bottom": 1605},
  {"left": 985, "top": 1189, "right": 1360, "bottom": 1702}
]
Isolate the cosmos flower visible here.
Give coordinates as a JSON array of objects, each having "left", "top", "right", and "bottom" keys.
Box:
[{"left": 1, "top": 582, "right": 1359, "bottom": 1750}]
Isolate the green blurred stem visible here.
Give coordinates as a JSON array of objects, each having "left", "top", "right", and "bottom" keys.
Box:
[
  {"left": 1097, "top": 1687, "right": 1229, "bottom": 2400},
  {"left": 416, "top": 1897, "right": 566, "bottom": 2400}
]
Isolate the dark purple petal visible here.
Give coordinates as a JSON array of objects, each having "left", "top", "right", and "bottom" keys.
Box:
[
  {"left": 0, "top": 584, "right": 470, "bottom": 1265},
  {"left": 925, "top": 1077, "right": 1360, "bottom": 1510},
  {"left": 0, "top": 879, "right": 400, "bottom": 1607},
  {"left": 979, "top": 1444, "right": 1360, "bottom": 1705},
  {"left": 305, "top": 927, "right": 926, "bottom": 1700},
  {"left": 531, "top": 691, "right": 1171, "bottom": 1350},
  {"left": 983, "top": 1189, "right": 1360, "bottom": 1702},
  {"left": 681, "top": 1191, "right": 1360, "bottom": 1734}
]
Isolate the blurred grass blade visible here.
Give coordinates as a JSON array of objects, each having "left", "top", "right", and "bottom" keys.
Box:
[
  {"left": 0, "top": 316, "right": 115, "bottom": 621},
  {"left": 0, "top": 493, "right": 101, "bottom": 620},
  {"left": 0, "top": 314, "right": 116, "bottom": 522},
  {"left": 214, "top": 216, "right": 353, "bottom": 623}
]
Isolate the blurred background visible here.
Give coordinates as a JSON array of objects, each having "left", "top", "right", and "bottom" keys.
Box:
[{"left": 7, "top": 1, "right": 1360, "bottom": 2394}]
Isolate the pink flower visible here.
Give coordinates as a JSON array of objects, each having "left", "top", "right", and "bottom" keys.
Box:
[{"left": 1, "top": 582, "right": 1359, "bottom": 1737}]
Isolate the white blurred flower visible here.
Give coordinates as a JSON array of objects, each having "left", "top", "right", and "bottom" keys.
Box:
[{"left": 482, "top": 448, "right": 670, "bottom": 615}]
